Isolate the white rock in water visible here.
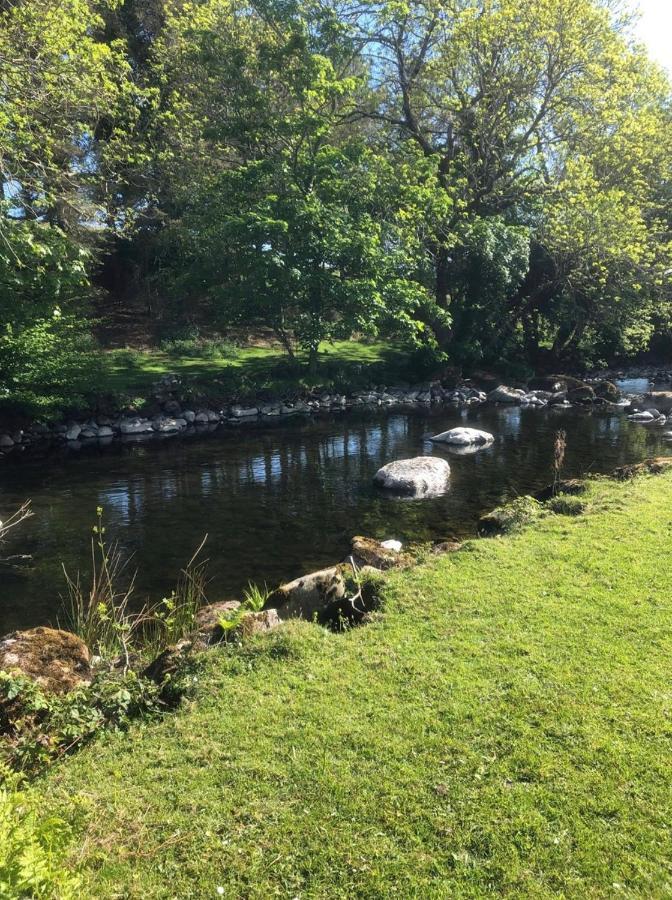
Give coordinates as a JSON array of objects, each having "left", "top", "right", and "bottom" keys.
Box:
[
  {"left": 430, "top": 427, "right": 494, "bottom": 446},
  {"left": 373, "top": 457, "right": 450, "bottom": 497},
  {"left": 65, "top": 424, "right": 81, "bottom": 441},
  {"left": 628, "top": 411, "right": 656, "bottom": 422},
  {"left": 380, "top": 539, "right": 403, "bottom": 552}
]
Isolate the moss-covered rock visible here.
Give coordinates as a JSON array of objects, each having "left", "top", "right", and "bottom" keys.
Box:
[
  {"left": 478, "top": 497, "right": 542, "bottom": 535},
  {"left": 0, "top": 627, "right": 91, "bottom": 695}
]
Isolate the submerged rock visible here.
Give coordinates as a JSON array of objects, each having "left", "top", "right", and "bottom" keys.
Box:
[
  {"left": 0, "top": 627, "right": 91, "bottom": 695},
  {"left": 373, "top": 457, "right": 450, "bottom": 496},
  {"left": 430, "top": 427, "right": 494, "bottom": 446}
]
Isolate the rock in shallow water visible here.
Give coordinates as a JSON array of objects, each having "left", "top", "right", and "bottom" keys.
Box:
[
  {"left": 373, "top": 456, "right": 450, "bottom": 497},
  {"left": 430, "top": 427, "right": 494, "bottom": 446}
]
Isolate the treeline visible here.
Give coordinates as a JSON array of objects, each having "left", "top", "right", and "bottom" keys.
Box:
[{"left": 1, "top": 0, "right": 671, "bottom": 406}]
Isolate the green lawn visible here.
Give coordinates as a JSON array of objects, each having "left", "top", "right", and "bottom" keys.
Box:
[
  {"left": 37, "top": 473, "right": 672, "bottom": 897},
  {"left": 104, "top": 340, "right": 411, "bottom": 398}
]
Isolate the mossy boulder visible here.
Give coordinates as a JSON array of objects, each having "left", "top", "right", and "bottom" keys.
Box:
[
  {"left": 268, "top": 566, "right": 347, "bottom": 623},
  {"left": 349, "top": 536, "right": 411, "bottom": 570},
  {"left": 0, "top": 627, "right": 91, "bottom": 695},
  {"left": 478, "top": 497, "right": 542, "bottom": 536},
  {"left": 594, "top": 381, "right": 621, "bottom": 402}
]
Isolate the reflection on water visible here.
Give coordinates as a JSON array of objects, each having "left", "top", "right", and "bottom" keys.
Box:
[{"left": 0, "top": 403, "right": 668, "bottom": 632}]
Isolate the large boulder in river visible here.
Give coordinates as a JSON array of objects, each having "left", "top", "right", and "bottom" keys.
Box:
[
  {"left": 430, "top": 427, "right": 494, "bottom": 446},
  {"left": 268, "top": 566, "right": 347, "bottom": 623},
  {"left": 488, "top": 385, "right": 525, "bottom": 403},
  {"left": 373, "top": 457, "right": 450, "bottom": 496},
  {"left": 643, "top": 392, "right": 672, "bottom": 413},
  {"left": 0, "top": 627, "right": 91, "bottom": 695}
]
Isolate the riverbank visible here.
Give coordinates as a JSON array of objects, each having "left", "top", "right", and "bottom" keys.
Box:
[
  {"left": 3, "top": 347, "right": 669, "bottom": 461},
  {"left": 20, "top": 468, "right": 672, "bottom": 897}
]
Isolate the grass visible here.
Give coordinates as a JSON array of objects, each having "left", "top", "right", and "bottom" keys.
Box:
[
  {"left": 104, "top": 340, "right": 412, "bottom": 398},
  {"left": 33, "top": 472, "right": 672, "bottom": 897}
]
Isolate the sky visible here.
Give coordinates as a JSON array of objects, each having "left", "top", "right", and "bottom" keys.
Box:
[{"left": 634, "top": 0, "right": 672, "bottom": 70}]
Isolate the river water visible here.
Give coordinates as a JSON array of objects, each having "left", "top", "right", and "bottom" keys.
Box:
[{"left": 1, "top": 379, "right": 669, "bottom": 633}]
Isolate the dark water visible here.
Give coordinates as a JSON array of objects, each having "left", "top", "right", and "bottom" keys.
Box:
[{"left": 1, "top": 388, "right": 670, "bottom": 633}]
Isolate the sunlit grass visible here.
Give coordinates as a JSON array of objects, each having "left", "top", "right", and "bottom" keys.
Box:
[{"left": 38, "top": 473, "right": 672, "bottom": 897}]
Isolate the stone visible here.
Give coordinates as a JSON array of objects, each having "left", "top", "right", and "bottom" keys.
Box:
[
  {"left": 0, "top": 434, "right": 14, "bottom": 449},
  {"left": 432, "top": 539, "right": 463, "bottom": 554},
  {"left": 0, "top": 627, "right": 91, "bottom": 695},
  {"left": 613, "top": 457, "right": 672, "bottom": 480},
  {"left": 230, "top": 405, "right": 259, "bottom": 418},
  {"left": 373, "top": 457, "right": 450, "bottom": 496},
  {"left": 430, "top": 427, "right": 494, "bottom": 446},
  {"left": 594, "top": 381, "right": 621, "bottom": 402},
  {"left": 567, "top": 384, "right": 595, "bottom": 403},
  {"left": 195, "top": 412, "right": 210, "bottom": 424},
  {"left": 528, "top": 376, "right": 566, "bottom": 393},
  {"left": 192, "top": 600, "right": 242, "bottom": 648},
  {"left": 628, "top": 411, "right": 656, "bottom": 422},
  {"left": 182, "top": 410, "right": 196, "bottom": 424},
  {"left": 163, "top": 399, "right": 182, "bottom": 416},
  {"left": 120, "top": 418, "right": 153, "bottom": 435},
  {"left": 488, "top": 385, "right": 525, "bottom": 403},
  {"left": 97, "top": 425, "right": 114, "bottom": 439},
  {"left": 643, "top": 392, "right": 672, "bottom": 413},
  {"left": 349, "top": 536, "right": 407, "bottom": 570},
  {"left": 65, "top": 424, "right": 81, "bottom": 441},
  {"left": 268, "top": 567, "right": 347, "bottom": 622},
  {"left": 380, "top": 539, "right": 402, "bottom": 552},
  {"left": 238, "top": 609, "right": 281, "bottom": 639}
]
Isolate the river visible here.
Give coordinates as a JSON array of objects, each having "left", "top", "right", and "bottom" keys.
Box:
[{"left": 1, "top": 379, "right": 669, "bottom": 632}]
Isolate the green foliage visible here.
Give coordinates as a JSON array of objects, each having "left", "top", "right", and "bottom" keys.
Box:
[
  {"left": 0, "top": 668, "right": 172, "bottom": 777},
  {"left": 0, "top": 768, "right": 81, "bottom": 899},
  {"left": 217, "top": 582, "right": 270, "bottom": 637}
]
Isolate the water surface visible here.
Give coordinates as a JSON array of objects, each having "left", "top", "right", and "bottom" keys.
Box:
[{"left": 1, "top": 399, "right": 669, "bottom": 632}]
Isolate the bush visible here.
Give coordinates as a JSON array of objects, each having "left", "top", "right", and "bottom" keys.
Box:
[
  {"left": 0, "top": 312, "right": 104, "bottom": 417},
  {"left": 0, "top": 769, "right": 81, "bottom": 898},
  {"left": 0, "top": 664, "right": 199, "bottom": 777}
]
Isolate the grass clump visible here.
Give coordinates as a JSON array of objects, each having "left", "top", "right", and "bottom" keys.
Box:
[
  {"left": 478, "top": 495, "right": 542, "bottom": 535},
  {"left": 546, "top": 494, "right": 587, "bottom": 516}
]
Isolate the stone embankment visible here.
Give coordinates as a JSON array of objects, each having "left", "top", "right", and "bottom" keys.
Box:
[{"left": 5, "top": 369, "right": 670, "bottom": 459}]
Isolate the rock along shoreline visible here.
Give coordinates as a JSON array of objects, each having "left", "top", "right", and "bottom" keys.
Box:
[{"left": 2, "top": 364, "right": 672, "bottom": 461}]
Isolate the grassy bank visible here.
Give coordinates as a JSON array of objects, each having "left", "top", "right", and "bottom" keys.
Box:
[
  {"left": 28, "top": 472, "right": 672, "bottom": 896},
  {"left": 105, "top": 340, "right": 413, "bottom": 399}
]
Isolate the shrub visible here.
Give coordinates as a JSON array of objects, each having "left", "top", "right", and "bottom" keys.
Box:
[
  {"left": 0, "top": 768, "right": 81, "bottom": 899},
  {"left": 0, "top": 664, "right": 198, "bottom": 777},
  {"left": 0, "top": 312, "right": 104, "bottom": 417}
]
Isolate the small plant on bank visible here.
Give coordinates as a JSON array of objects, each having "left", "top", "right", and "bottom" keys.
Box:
[
  {"left": 552, "top": 429, "right": 567, "bottom": 496},
  {"left": 217, "top": 582, "right": 270, "bottom": 637}
]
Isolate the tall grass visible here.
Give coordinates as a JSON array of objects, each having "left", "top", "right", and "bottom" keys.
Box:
[{"left": 61, "top": 508, "right": 209, "bottom": 665}]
